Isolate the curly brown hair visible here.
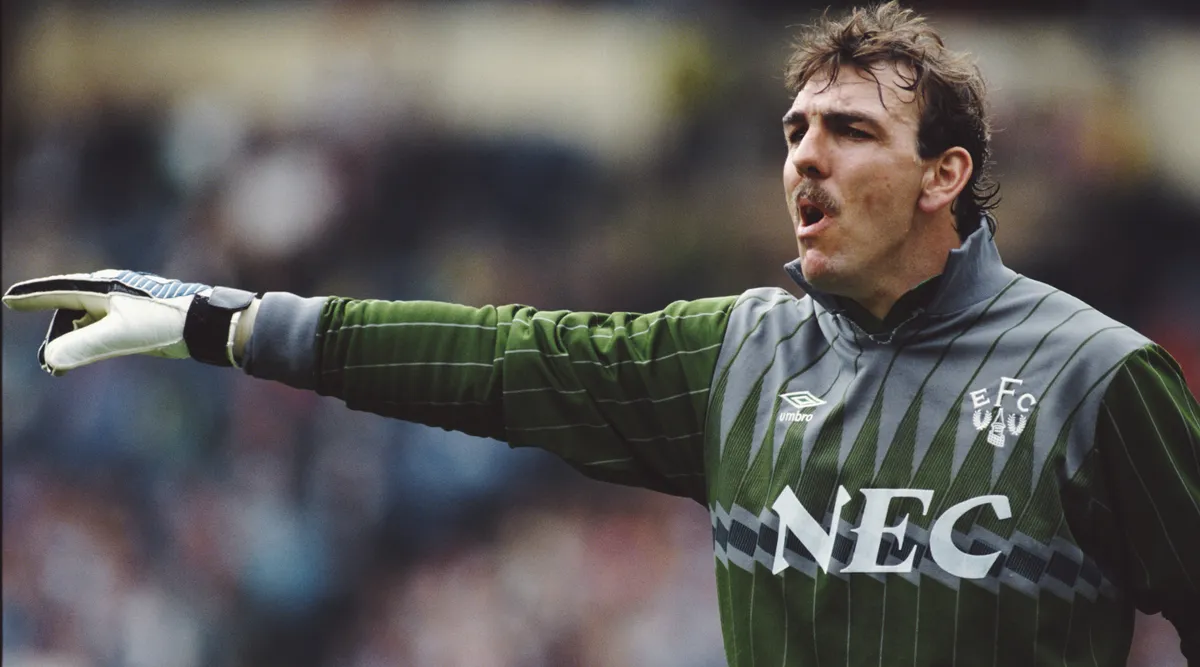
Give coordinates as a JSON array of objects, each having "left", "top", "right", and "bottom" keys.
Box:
[{"left": 785, "top": 2, "right": 999, "bottom": 239}]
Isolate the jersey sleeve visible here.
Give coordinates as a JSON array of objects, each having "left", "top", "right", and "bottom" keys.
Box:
[
  {"left": 1093, "top": 344, "right": 1200, "bottom": 661},
  {"left": 303, "top": 296, "right": 735, "bottom": 501}
]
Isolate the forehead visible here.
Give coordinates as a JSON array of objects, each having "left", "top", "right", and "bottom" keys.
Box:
[{"left": 788, "top": 63, "right": 920, "bottom": 126}]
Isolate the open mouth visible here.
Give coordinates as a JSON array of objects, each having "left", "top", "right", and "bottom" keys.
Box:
[
  {"left": 798, "top": 200, "right": 827, "bottom": 227},
  {"left": 800, "top": 205, "right": 825, "bottom": 226}
]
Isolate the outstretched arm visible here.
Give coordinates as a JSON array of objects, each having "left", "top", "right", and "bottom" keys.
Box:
[
  {"left": 242, "top": 292, "right": 734, "bottom": 500},
  {"left": 4, "top": 270, "right": 736, "bottom": 502}
]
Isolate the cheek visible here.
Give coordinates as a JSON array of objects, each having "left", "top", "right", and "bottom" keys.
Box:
[
  {"left": 782, "top": 164, "right": 802, "bottom": 222},
  {"left": 854, "top": 164, "right": 918, "bottom": 221},
  {"left": 859, "top": 182, "right": 894, "bottom": 218},
  {"left": 782, "top": 161, "right": 800, "bottom": 193}
]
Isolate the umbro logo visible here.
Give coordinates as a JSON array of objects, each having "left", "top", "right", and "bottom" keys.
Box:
[{"left": 778, "top": 391, "right": 826, "bottom": 422}]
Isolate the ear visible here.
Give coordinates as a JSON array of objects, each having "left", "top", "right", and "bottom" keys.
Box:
[{"left": 917, "top": 147, "right": 973, "bottom": 215}]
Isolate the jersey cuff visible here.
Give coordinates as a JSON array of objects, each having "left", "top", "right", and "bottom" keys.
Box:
[{"left": 242, "top": 292, "right": 327, "bottom": 390}]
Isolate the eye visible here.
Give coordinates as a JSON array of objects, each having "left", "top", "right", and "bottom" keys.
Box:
[
  {"left": 786, "top": 128, "right": 806, "bottom": 145},
  {"left": 846, "top": 127, "right": 873, "bottom": 140}
]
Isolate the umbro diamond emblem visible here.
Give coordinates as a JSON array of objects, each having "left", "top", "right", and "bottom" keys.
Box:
[{"left": 780, "top": 391, "right": 827, "bottom": 410}]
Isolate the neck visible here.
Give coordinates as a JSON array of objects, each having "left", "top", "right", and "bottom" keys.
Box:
[{"left": 853, "top": 219, "right": 962, "bottom": 321}]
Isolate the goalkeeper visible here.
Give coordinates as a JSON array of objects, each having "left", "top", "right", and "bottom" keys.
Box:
[{"left": 6, "top": 3, "right": 1198, "bottom": 665}]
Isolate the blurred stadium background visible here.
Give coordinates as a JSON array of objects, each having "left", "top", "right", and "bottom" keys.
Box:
[{"left": 2, "top": 1, "right": 1197, "bottom": 666}]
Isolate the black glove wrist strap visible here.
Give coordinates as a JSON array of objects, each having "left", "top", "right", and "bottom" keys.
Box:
[{"left": 184, "top": 287, "right": 257, "bottom": 367}]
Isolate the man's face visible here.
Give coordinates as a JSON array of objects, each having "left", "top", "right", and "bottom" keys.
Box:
[{"left": 782, "top": 63, "right": 930, "bottom": 299}]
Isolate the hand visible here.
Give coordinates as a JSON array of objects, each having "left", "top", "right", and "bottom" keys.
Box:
[{"left": 3, "top": 270, "right": 257, "bottom": 375}]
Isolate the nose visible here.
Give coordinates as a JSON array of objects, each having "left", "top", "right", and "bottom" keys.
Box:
[{"left": 788, "top": 127, "right": 830, "bottom": 180}]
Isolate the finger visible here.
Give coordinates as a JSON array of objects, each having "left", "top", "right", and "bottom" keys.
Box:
[
  {"left": 5, "top": 270, "right": 208, "bottom": 311},
  {"left": 3, "top": 273, "right": 122, "bottom": 313},
  {"left": 3, "top": 288, "right": 113, "bottom": 316}
]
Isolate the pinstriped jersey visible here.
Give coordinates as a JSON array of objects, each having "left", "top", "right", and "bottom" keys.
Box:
[
  {"left": 249, "top": 228, "right": 1200, "bottom": 665},
  {"left": 703, "top": 278, "right": 1193, "bottom": 666}
]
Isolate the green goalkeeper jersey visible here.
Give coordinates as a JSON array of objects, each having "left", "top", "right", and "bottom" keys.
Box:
[{"left": 244, "top": 228, "right": 1199, "bottom": 666}]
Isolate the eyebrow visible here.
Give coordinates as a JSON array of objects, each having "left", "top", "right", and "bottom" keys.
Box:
[{"left": 782, "top": 109, "right": 884, "bottom": 132}]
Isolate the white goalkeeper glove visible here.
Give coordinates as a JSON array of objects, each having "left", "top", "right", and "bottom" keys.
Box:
[{"left": 3, "top": 269, "right": 257, "bottom": 375}]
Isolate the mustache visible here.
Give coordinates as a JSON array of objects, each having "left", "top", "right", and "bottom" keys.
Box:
[{"left": 791, "top": 182, "right": 840, "bottom": 217}]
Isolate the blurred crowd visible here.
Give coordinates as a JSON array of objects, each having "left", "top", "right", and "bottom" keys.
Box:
[{"left": 2, "top": 2, "right": 1197, "bottom": 667}]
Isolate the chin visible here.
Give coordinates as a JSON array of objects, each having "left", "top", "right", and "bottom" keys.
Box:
[
  {"left": 799, "top": 252, "right": 839, "bottom": 287},
  {"left": 799, "top": 255, "right": 858, "bottom": 299}
]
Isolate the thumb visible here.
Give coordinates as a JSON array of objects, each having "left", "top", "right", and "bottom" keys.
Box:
[
  {"left": 37, "top": 292, "right": 192, "bottom": 374},
  {"left": 41, "top": 309, "right": 133, "bottom": 373}
]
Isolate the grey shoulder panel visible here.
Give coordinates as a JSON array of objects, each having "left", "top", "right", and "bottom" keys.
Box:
[
  {"left": 1000, "top": 278, "right": 1152, "bottom": 480},
  {"left": 243, "top": 292, "right": 328, "bottom": 390},
  {"left": 710, "top": 288, "right": 816, "bottom": 454},
  {"left": 710, "top": 288, "right": 802, "bottom": 379}
]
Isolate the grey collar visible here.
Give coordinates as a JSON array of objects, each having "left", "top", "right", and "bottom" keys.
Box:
[{"left": 783, "top": 224, "right": 1017, "bottom": 318}]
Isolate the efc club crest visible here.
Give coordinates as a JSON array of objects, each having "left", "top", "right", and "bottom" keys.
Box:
[{"left": 968, "top": 377, "right": 1038, "bottom": 448}]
